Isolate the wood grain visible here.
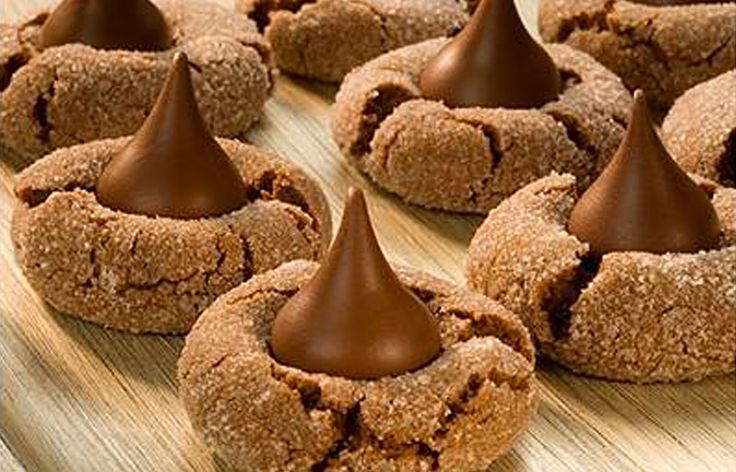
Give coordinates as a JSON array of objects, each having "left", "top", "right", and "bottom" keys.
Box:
[{"left": 1, "top": 1, "right": 735, "bottom": 471}]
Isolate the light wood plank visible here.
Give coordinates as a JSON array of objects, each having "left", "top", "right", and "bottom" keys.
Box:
[
  {"left": 1, "top": 1, "right": 735, "bottom": 471},
  {"left": 0, "top": 435, "right": 25, "bottom": 472}
]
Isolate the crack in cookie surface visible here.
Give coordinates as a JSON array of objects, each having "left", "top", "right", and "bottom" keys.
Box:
[
  {"left": 243, "top": 0, "right": 317, "bottom": 32},
  {"left": 719, "top": 130, "right": 736, "bottom": 186},
  {"left": 542, "top": 254, "right": 601, "bottom": 340},
  {"left": 333, "top": 39, "right": 628, "bottom": 213},
  {"left": 467, "top": 173, "right": 736, "bottom": 382},
  {"left": 0, "top": 52, "right": 28, "bottom": 92},
  {"left": 246, "top": 0, "right": 469, "bottom": 81},
  {"left": 178, "top": 260, "right": 537, "bottom": 470},
  {"left": 31, "top": 78, "right": 55, "bottom": 143},
  {"left": 11, "top": 139, "right": 329, "bottom": 334},
  {"left": 540, "top": 0, "right": 736, "bottom": 108},
  {"left": 1, "top": 1, "right": 271, "bottom": 159}
]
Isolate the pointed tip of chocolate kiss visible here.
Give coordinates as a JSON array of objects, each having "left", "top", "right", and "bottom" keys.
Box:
[
  {"left": 270, "top": 186, "right": 441, "bottom": 380},
  {"left": 568, "top": 90, "right": 721, "bottom": 255},
  {"left": 39, "top": 0, "right": 172, "bottom": 51},
  {"left": 419, "top": 0, "right": 561, "bottom": 109},
  {"left": 344, "top": 185, "right": 367, "bottom": 218},
  {"left": 631, "top": 89, "right": 651, "bottom": 126},
  {"left": 96, "top": 52, "right": 249, "bottom": 219}
]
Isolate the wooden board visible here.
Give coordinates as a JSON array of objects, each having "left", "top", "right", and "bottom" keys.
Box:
[{"left": 1, "top": 1, "right": 735, "bottom": 471}]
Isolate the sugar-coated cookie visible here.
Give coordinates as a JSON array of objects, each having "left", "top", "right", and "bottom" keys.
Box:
[
  {"left": 539, "top": 0, "right": 736, "bottom": 110},
  {"left": 332, "top": 38, "right": 629, "bottom": 213},
  {"left": 179, "top": 260, "right": 537, "bottom": 471},
  {"left": 0, "top": 0, "right": 271, "bottom": 160},
  {"left": 663, "top": 70, "right": 736, "bottom": 187},
  {"left": 467, "top": 173, "right": 736, "bottom": 382},
  {"left": 237, "top": 0, "right": 470, "bottom": 82},
  {"left": 12, "top": 138, "right": 330, "bottom": 334}
]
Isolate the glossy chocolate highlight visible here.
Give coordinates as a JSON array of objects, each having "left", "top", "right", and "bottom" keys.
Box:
[
  {"left": 270, "top": 187, "right": 441, "bottom": 380},
  {"left": 419, "top": 0, "right": 561, "bottom": 109},
  {"left": 96, "top": 52, "right": 249, "bottom": 219},
  {"left": 568, "top": 90, "right": 721, "bottom": 255},
  {"left": 39, "top": 0, "right": 172, "bottom": 51}
]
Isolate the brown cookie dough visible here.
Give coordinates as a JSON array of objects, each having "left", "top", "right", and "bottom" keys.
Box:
[
  {"left": 332, "top": 38, "right": 630, "bottom": 213},
  {"left": 539, "top": 0, "right": 736, "bottom": 110},
  {"left": 11, "top": 138, "right": 331, "bottom": 334},
  {"left": 236, "top": 0, "right": 470, "bottom": 82},
  {"left": 178, "top": 259, "right": 537, "bottom": 471},
  {"left": 466, "top": 173, "right": 736, "bottom": 383},
  {"left": 663, "top": 70, "right": 736, "bottom": 187},
  {"left": 0, "top": 0, "right": 271, "bottom": 161}
]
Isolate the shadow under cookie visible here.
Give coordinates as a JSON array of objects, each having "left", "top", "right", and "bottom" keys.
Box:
[
  {"left": 0, "top": 0, "right": 272, "bottom": 161},
  {"left": 538, "top": 0, "right": 736, "bottom": 110},
  {"left": 663, "top": 70, "right": 736, "bottom": 188},
  {"left": 237, "top": 0, "right": 469, "bottom": 82},
  {"left": 11, "top": 138, "right": 331, "bottom": 334},
  {"left": 332, "top": 38, "right": 630, "bottom": 213}
]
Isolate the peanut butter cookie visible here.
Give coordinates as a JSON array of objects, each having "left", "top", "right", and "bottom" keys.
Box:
[
  {"left": 663, "top": 70, "right": 736, "bottom": 187},
  {"left": 179, "top": 260, "right": 537, "bottom": 470},
  {"left": 0, "top": 0, "right": 271, "bottom": 160},
  {"left": 539, "top": 0, "right": 736, "bottom": 110},
  {"left": 12, "top": 138, "right": 330, "bottom": 334},
  {"left": 237, "top": 0, "right": 470, "bottom": 82}
]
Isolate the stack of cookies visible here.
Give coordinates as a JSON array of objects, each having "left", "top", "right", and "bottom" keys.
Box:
[{"left": 1, "top": 0, "right": 733, "bottom": 471}]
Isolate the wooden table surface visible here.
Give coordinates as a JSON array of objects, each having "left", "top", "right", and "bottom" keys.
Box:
[{"left": 1, "top": 1, "right": 735, "bottom": 471}]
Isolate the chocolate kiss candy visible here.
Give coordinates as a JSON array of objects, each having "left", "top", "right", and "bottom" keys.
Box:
[
  {"left": 96, "top": 53, "right": 249, "bottom": 219},
  {"left": 568, "top": 90, "right": 721, "bottom": 255},
  {"left": 270, "top": 187, "right": 441, "bottom": 380},
  {"left": 419, "top": 0, "right": 561, "bottom": 109},
  {"left": 39, "top": 0, "right": 172, "bottom": 51}
]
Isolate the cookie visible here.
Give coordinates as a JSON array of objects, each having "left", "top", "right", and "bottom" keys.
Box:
[
  {"left": 12, "top": 138, "right": 331, "bottom": 334},
  {"left": 178, "top": 259, "right": 537, "bottom": 471},
  {"left": 466, "top": 173, "right": 736, "bottom": 383},
  {"left": 0, "top": 0, "right": 271, "bottom": 160},
  {"left": 332, "top": 38, "right": 630, "bottom": 213},
  {"left": 236, "top": 0, "right": 470, "bottom": 82},
  {"left": 662, "top": 70, "right": 736, "bottom": 187},
  {"left": 539, "top": 0, "right": 736, "bottom": 110}
]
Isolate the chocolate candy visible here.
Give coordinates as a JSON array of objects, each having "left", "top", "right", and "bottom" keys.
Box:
[
  {"left": 419, "top": 0, "right": 561, "bottom": 109},
  {"left": 96, "top": 53, "right": 249, "bottom": 219},
  {"left": 270, "top": 187, "right": 441, "bottom": 379},
  {"left": 568, "top": 90, "right": 721, "bottom": 255},
  {"left": 39, "top": 0, "right": 172, "bottom": 51}
]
